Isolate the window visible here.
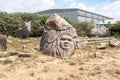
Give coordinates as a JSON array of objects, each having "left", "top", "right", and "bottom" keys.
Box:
[
  {"left": 78, "top": 11, "right": 86, "bottom": 16},
  {"left": 86, "top": 18, "right": 92, "bottom": 21},
  {"left": 86, "top": 13, "right": 92, "bottom": 18},
  {"left": 93, "top": 15, "right": 98, "bottom": 19},
  {"left": 78, "top": 16, "right": 86, "bottom": 21}
]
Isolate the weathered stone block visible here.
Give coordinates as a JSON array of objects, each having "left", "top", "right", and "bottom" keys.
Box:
[
  {"left": 0, "top": 35, "right": 7, "bottom": 51},
  {"left": 88, "top": 26, "right": 109, "bottom": 37}
]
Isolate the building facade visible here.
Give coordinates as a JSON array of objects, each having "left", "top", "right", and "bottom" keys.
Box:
[{"left": 36, "top": 8, "right": 113, "bottom": 24}]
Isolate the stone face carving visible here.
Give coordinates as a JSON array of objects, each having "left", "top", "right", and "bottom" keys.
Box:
[
  {"left": 0, "top": 35, "right": 7, "bottom": 51},
  {"left": 88, "top": 26, "right": 109, "bottom": 37},
  {"left": 15, "top": 21, "right": 31, "bottom": 38},
  {"left": 60, "top": 34, "right": 74, "bottom": 50},
  {"left": 40, "top": 13, "right": 79, "bottom": 59}
]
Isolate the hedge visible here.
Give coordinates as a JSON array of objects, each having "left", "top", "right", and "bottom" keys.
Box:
[
  {"left": 0, "top": 12, "right": 94, "bottom": 37},
  {"left": 0, "top": 12, "right": 49, "bottom": 37}
]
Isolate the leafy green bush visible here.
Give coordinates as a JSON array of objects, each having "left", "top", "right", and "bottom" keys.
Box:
[
  {"left": 0, "top": 12, "right": 49, "bottom": 37},
  {"left": 70, "top": 21, "right": 94, "bottom": 36},
  {"left": 0, "top": 12, "right": 23, "bottom": 35},
  {"left": 0, "top": 11, "right": 94, "bottom": 37},
  {"left": 109, "top": 21, "right": 120, "bottom": 37},
  {"left": 9, "top": 13, "right": 49, "bottom": 37}
]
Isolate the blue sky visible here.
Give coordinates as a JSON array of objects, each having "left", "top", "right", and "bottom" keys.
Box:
[{"left": 0, "top": 0, "right": 120, "bottom": 19}]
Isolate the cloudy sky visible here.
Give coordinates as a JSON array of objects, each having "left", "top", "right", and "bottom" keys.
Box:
[{"left": 0, "top": 0, "right": 120, "bottom": 19}]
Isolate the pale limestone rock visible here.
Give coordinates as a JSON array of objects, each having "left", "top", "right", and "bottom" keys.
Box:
[
  {"left": 109, "top": 38, "right": 120, "bottom": 47},
  {"left": 88, "top": 26, "right": 109, "bottom": 37},
  {"left": 97, "top": 43, "right": 107, "bottom": 49}
]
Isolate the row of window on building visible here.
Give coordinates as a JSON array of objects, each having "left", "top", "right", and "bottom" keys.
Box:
[{"left": 78, "top": 16, "right": 101, "bottom": 24}]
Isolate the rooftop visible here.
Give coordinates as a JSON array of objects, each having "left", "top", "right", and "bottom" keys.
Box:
[{"left": 36, "top": 8, "right": 113, "bottom": 19}]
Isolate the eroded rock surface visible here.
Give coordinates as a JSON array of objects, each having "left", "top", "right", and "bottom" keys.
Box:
[
  {"left": 40, "top": 13, "right": 79, "bottom": 59},
  {"left": 0, "top": 35, "right": 7, "bottom": 51},
  {"left": 88, "top": 26, "right": 109, "bottom": 37}
]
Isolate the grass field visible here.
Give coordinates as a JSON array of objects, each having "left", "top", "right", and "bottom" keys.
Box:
[{"left": 0, "top": 36, "right": 120, "bottom": 80}]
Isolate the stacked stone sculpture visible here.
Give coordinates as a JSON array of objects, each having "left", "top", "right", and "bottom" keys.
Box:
[
  {"left": 0, "top": 34, "right": 7, "bottom": 51},
  {"left": 15, "top": 21, "right": 31, "bottom": 38},
  {"left": 40, "top": 13, "right": 79, "bottom": 59}
]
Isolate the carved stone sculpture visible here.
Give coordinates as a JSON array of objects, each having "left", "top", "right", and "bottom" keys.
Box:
[
  {"left": 40, "top": 13, "right": 79, "bottom": 59},
  {"left": 15, "top": 21, "right": 31, "bottom": 38},
  {"left": 0, "top": 34, "right": 7, "bottom": 51}
]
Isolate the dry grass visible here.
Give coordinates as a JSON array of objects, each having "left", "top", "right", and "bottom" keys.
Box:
[{"left": 0, "top": 36, "right": 120, "bottom": 80}]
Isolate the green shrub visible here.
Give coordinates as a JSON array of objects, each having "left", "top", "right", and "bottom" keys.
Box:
[
  {"left": 0, "top": 12, "right": 49, "bottom": 37},
  {"left": 0, "top": 12, "right": 23, "bottom": 35},
  {"left": 0, "top": 11, "right": 94, "bottom": 37},
  {"left": 70, "top": 21, "right": 94, "bottom": 36}
]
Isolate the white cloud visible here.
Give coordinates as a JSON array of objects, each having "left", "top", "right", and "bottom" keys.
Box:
[
  {"left": 62, "top": 0, "right": 120, "bottom": 19},
  {"left": 62, "top": 0, "right": 95, "bottom": 12},
  {"left": 0, "top": 0, "right": 55, "bottom": 13},
  {"left": 101, "top": 0, "right": 120, "bottom": 19},
  {"left": 71, "top": 3, "right": 95, "bottom": 12},
  {"left": 102, "top": 0, "right": 120, "bottom": 10},
  {"left": 0, "top": 0, "right": 119, "bottom": 19}
]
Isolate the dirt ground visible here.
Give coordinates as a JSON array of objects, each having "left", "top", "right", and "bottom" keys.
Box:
[{"left": 0, "top": 37, "right": 120, "bottom": 80}]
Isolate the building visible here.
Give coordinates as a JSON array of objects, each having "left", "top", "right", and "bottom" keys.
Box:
[
  {"left": 103, "top": 19, "right": 120, "bottom": 24},
  {"left": 96, "top": 19, "right": 120, "bottom": 27},
  {"left": 36, "top": 8, "right": 113, "bottom": 24}
]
